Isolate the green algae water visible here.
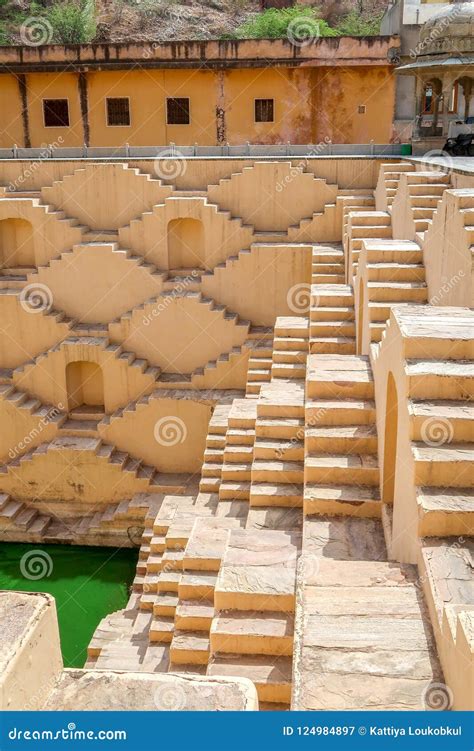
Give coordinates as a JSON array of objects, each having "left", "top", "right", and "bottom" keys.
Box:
[{"left": 0, "top": 543, "right": 138, "bottom": 667}]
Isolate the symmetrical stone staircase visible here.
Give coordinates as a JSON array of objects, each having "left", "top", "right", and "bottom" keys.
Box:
[{"left": 1, "top": 159, "right": 472, "bottom": 711}]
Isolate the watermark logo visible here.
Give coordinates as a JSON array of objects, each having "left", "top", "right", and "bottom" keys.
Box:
[
  {"left": 20, "top": 550, "right": 53, "bottom": 580},
  {"left": 153, "top": 148, "right": 187, "bottom": 181},
  {"left": 154, "top": 416, "right": 187, "bottom": 447},
  {"left": 287, "top": 283, "right": 311, "bottom": 313},
  {"left": 20, "top": 17, "right": 53, "bottom": 46},
  {"left": 422, "top": 681, "right": 454, "bottom": 710},
  {"left": 20, "top": 283, "right": 53, "bottom": 314},
  {"left": 287, "top": 15, "right": 322, "bottom": 47},
  {"left": 154, "top": 682, "right": 187, "bottom": 710},
  {"left": 420, "top": 417, "right": 453, "bottom": 447}
]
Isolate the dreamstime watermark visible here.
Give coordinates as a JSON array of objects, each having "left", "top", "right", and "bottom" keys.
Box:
[
  {"left": 153, "top": 147, "right": 187, "bottom": 181},
  {"left": 20, "top": 550, "right": 53, "bottom": 580},
  {"left": 275, "top": 404, "right": 327, "bottom": 459},
  {"left": 297, "top": 551, "right": 320, "bottom": 580},
  {"left": 20, "top": 283, "right": 53, "bottom": 314},
  {"left": 143, "top": 271, "right": 199, "bottom": 326},
  {"left": 422, "top": 681, "right": 454, "bottom": 711},
  {"left": 8, "top": 138, "right": 65, "bottom": 191},
  {"left": 420, "top": 417, "right": 454, "bottom": 447},
  {"left": 154, "top": 416, "right": 187, "bottom": 446},
  {"left": 287, "top": 15, "right": 323, "bottom": 47},
  {"left": 154, "top": 682, "right": 187, "bottom": 710},
  {"left": 19, "top": 17, "right": 53, "bottom": 46},
  {"left": 276, "top": 138, "right": 332, "bottom": 192},
  {"left": 287, "top": 283, "right": 311, "bottom": 314},
  {"left": 9, "top": 403, "right": 64, "bottom": 460},
  {"left": 409, "top": 3, "right": 463, "bottom": 58},
  {"left": 429, "top": 270, "right": 465, "bottom": 305},
  {"left": 422, "top": 148, "right": 455, "bottom": 175}
]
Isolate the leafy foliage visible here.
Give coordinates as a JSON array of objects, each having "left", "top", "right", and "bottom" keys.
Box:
[
  {"left": 334, "top": 9, "right": 383, "bottom": 36},
  {"left": 46, "top": 0, "right": 97, "bottom": 43},
  {"left": 230, "top": 6, "right": 338, "bottom": 39}
]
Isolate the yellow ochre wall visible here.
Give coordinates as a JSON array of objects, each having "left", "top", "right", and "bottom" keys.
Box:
[{"left": 0, "top": 65, "right": 395, "bottom": 147}]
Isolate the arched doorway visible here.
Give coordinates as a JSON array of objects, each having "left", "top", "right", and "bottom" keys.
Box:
[
  {"left": 168, "top": 218, "right": 205, "bottom": 269},
  {"left": 66, "top": 361, "right": 104, "bottom": 412},
  {"left": 0, "top": 218, "right": 35, "bottom": 268},
  {"left": 382, "top": 372, "right": 398, "bottom": 504}
]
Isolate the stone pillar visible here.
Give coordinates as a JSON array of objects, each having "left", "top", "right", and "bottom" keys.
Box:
[
  {"left": 440, "top": 74, "right": 457, "bottom": 137},
  {"left": 412, "top": 75, "right": 427, "bottom": 140},
  {"left": 462, "top": 77, "right": 472, "bottom": 120}
]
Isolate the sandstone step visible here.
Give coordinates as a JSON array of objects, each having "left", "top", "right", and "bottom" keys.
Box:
[
  {"left": 293, "top": 558, "right": 440, "bottom": 711},
  {"left": 223, "top": 445, "right": 254, "bottom": 463},
  {"left": 258, "top": 382, "right": 305, "bottom": 418},
  {"left": 367, "top": 281, "right": 427, "bottom": 302},
  {"left": 412, "top": 443, "right": 474, "bottom": 487},
  {"left": 249, "top": 483, "right": 303, "bottom": 508},
  {"left": 418, "top": 536, "right": 473, "bottom": 710},
  {"left": 254, "top": 438, "right": 304, "bottom": 461},
  {"left": 367, "top": 263, "right": 426, "bottom": 283},
  {"left": 304, "top": 454, "right": 379, "bottom": 485},
  {"left": 221, "top": 463, "right": 252, "bottom": 482},
  {"left": 305, "top": 399, "right": 375, "bottom": 425},
  {"left": 406, "top": 360, "right": 474, "bottom": 400},
  {"left": 183, "top": 517, "right": 241, "bottom": 571},
  {"left": 362, "top": 240, "right": 422, "bottom": 264},
  {"left": 252, "top": 460, "right": 304, "bottom": 484},
  {"left": 199, "top": 477, "right": 220, "bottom": 493},
  {"left": 274, "top": 317, "right": 309, "bottom": 338},
  {"left": 310, "top": 285, "right": 354, "bottom": 308},
  {"left": 208, "top": 655, "right": 292, "bottom": 704},
  {"left": 310, "top": 306, "right": 354, "bottom": 322},
  {"left": 370, "top": 323, "right": 386, "bottom": 342},
  {"left": 397, "top": 307, "right": 474, "bottom": 360},
  {"left": 306, "top": 425, "right": 377, "bottom": 454},
  {"left": 304, "top": 483, "right": 381, "bottom": 517},
  {"left": 210, "top": 612, "right": 294, "bottom": 656},
  {"left": 255, "top": 417, "right": 305, "bottom": 439},
  {"left": 309, "top": 321, "right": 356, "bottom": 338},
  {"left": 170, "top": 631, "right": 210, "bottom": 665},
  {"left": 215, "top": 528, "right": 300, "bottom": 612},
  {"left": 219, "top": 481, "right": 250, "bottom": 501},
  {"left": 201, "top": 462, "right": 222, "bottom": 478},
  {"left": 228, "top": 399, "right": 257, "bottom": 428},
  {"left": 313, "top": 274, "right": 345, "bottom": 284},
  {"left": 409, "top": 400, "right": 474, "bottom": 443},
  {"left": 247, "top": 368, "right": 271, "bottom": 382},
  {"left": 175, "top": 600, "right": 214, "bottom": 631},
  {"left": 306, "top": 354, "right": 374, "bottom": 399},
  {"left": 154, "top": 594, "right": 179, "bottom": 617},
  {"left": 272, "top": 349, "right": 307, "bottom": 364},
  {"left": 273, "top": 336, "right": 308, "bottom": 352},
  {"left": 157, "top": 571, "right": 182, "bottom": 593},
  {"left": 149, "top": 616, "right": 175, "bottom": 642},
  {"left": 312, "top": 263, "right": 344, "bottom": 274},
  {"left": 309, "top": 337, "right": 356, "bottom": 355},
  {"left": 226, "top": 428, "right": 255, "bottom": 446},
  {"left": 417, "top": 487, "right": 474, "bottom": 537},
  {"left": 206, "top": 434, "right": 226, "bottom": 449},
  {"left": 179, "top": 571, "right": 218, "bottom": 600},
  {"left": 271, "top": 362, "right": 306, "bottom": 379}
]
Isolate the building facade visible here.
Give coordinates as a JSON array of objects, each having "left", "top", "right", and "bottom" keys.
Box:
[{"left": 0, "top": 37, "right": 399, "bottom": 148}]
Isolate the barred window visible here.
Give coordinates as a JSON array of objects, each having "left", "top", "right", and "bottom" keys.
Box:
[
  {"left": 167, "top": 98, "right": 190, "bottom": 125},
  {"left": 43, "top": 99, "right": 69, "bottom": 127},
  {"left": 106, "top": 98, "right": 131, "bottom": 126},
  {"left": 255, "top": 99, "right": 274, "bottom": 123}
]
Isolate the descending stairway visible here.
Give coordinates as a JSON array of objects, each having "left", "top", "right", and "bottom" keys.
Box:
[{"left": 304, "top": 354, "right": 380, "bottom": 518}]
